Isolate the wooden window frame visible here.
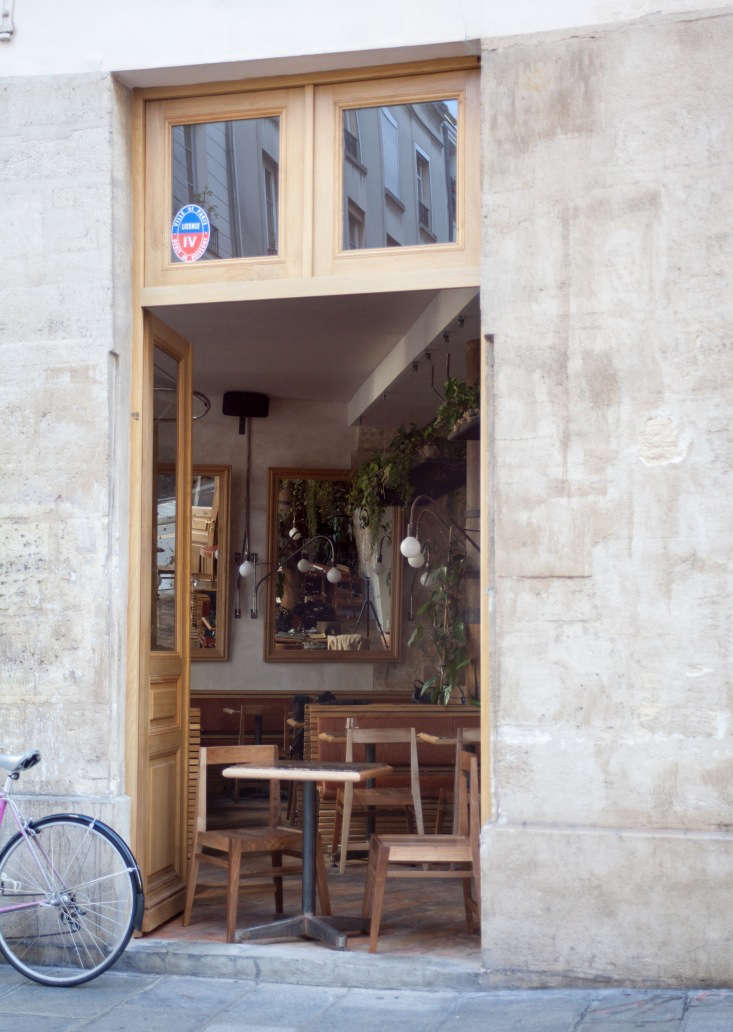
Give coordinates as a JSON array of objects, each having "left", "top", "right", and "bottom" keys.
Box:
[
  {"left": 144, "top": 87, "right": 305, "bottom": 287},
  {"left": 141, "top": 65, "right": 478, "bottom": 303},
  {"left": 313, "top": 70, "right": 479, "bottom": 286}
]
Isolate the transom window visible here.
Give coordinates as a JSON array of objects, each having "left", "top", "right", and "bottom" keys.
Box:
[{"left": 143, "top": 66, "right": 479, "bottom": 296}]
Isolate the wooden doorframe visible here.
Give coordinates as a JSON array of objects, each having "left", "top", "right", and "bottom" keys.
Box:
[{"left": 125, "top": 62, "right": 492, "bottom": 899}]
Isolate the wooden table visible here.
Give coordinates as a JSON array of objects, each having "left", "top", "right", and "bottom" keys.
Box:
[{"left": 222, "top": 759, "right": 392, "bottom": 949}]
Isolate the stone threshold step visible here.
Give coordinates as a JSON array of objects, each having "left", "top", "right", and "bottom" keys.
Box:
[{"left": 120, "top": 937, "right": 486, "bottom": 991}]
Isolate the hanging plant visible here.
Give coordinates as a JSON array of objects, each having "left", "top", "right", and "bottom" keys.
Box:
[{"left": 349, "top": 424, "right": 426, "bottom": 535}]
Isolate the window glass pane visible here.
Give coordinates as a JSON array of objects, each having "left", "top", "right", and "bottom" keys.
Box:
[
  {"left": 341, "top": 99, "right": 457, "bottom": 250},
  {"left": 171, "top": 116, "right": 280, "bottom": 262},
  {"left": 152, "top": 348, "right": 179, "bottom": 651}
]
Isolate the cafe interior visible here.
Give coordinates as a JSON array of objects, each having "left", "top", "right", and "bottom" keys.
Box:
[{"left": 150, "top": 287, "right": 483, "bottom": 957}]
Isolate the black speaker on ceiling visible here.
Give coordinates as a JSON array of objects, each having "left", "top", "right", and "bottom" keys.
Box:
[{"left": 222, "top": 391, "right": 270, "bottom": 434}]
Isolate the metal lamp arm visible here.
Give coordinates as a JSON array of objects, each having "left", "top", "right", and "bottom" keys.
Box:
[{"left": 406, "top": 495, "right": 480, "bottom": 553}]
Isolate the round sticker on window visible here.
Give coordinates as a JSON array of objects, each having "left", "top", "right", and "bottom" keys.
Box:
[{"left": 171, "top": 204, "right": 210, "bottom": 263}]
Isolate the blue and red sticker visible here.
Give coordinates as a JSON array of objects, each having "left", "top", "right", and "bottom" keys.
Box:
[{"left": 171, "top": 204, "right": 210, "bottom": 263}]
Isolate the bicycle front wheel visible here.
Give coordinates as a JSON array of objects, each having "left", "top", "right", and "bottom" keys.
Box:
[{"left": 0, "top": 814, "right": 138, "bottom": 986}]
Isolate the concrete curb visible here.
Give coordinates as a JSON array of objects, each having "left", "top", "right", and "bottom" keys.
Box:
[{"left": 120, "top": 938, "right": 487, "bottom": 991}]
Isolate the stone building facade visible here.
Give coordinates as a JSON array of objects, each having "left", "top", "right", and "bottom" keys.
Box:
[{"left": 0, "top": 1, "right": 731, "bottom": 985}]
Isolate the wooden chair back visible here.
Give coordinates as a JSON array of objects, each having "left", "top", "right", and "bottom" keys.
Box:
[
  {"left": 197, "top": 744, "right": 280, "bottom": 833},
  {"left": 344, "top": 725, "right": 424, "bottom": 834},
  {"left": 455, "top": 750, "right": 480, "bottom": 866}
]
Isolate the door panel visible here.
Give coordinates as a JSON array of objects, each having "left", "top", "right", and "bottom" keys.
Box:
[{"left": 137, "top": 313, "right": 192, "bottom": 932}]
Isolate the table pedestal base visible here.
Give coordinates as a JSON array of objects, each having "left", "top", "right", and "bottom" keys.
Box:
[{"left": 235, "top": 913, "right": 368, "bottom": 950}]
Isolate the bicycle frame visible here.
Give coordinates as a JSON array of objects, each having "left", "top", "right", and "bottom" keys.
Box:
[
  {"left": 0, "top": 786, "right": 64, "bottom": 914},
  {"left": 0, "top": 776, "right": 144, "bottom": 929}
]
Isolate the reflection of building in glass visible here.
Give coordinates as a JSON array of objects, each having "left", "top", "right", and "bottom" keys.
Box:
[
  {"left": 171, "top": 117, "right": 280, "bottom": 261},
  {"left": 342, "top": 99, "right": 457, "bottom": 250}
]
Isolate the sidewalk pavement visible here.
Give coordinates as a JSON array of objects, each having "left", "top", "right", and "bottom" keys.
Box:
[{"left": 0, "top": 966, "right": 731, "bottom": 1031}]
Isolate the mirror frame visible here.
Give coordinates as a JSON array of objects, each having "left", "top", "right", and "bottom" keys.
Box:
[
  {"left": 190, "top": 463, "right": 232, "bottom": 662},
  {"left": 263, "top": 467, "right": 403, "bottom": 664}
]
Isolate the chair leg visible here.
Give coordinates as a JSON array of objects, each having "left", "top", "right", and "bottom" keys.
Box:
[
  {"left": 271, "top": 851, "right": 284, "bottom": 914},
  {"left": 182, "top": 846, "right": 201, "bottom": 927},
  {"left": 331, "top": 792, "right": 343, "bottom": 864},
  {"left": 286, "top": 782, "right": 297, "bottom": 824},
  {"left": 368, "top": 842, "right": 390, "bottom": 954},
  {"left": 314, "top": 836, "right": 332, "bottom": 915},
  {"left": 338, "top": 783, "right": 354, "bottom": 874},
  {"left": 361, "top": 840, "right": 377, "bottom": 922},
  {"left": 434, "top": 789, "right": 444, "bottom": 834},
  {"left": 226, "top": 846, "right": 242, "bottom": 943}
]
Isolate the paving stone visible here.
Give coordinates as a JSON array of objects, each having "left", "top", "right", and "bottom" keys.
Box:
[
  {"left": 0, "top": 1016, "right": 76, "bottom": 1032},
  {"left": 204, "top": 980, "right": 348, "bottom": 1029},
  {"left": 583, "top": 990, "right": 687, "bottom": 1023},
  {"left": 312, "top": 986, "right": 457, "bottom": 1032},
  {"left": 0, "top": 970, "right": 160, "bottom": 1017},
  {"left": 439, "top": 989, "right": 589, "bottom": 1032},
  {"left": 683, "top": 990, "right": 733, "bottom": 1032}
]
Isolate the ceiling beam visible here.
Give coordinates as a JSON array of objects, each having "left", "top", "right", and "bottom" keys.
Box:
[{"left": 346, "top": 287, "right": 478, "bottom": 426}]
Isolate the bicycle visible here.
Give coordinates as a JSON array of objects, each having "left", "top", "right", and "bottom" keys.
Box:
[{"left": 0, "top": 749, "right": 144, "bottom": 986}]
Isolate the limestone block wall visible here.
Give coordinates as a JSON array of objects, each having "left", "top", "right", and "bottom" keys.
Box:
[
  {"left": 0, "top": 74, "right": 131, "bottom": 832},
  {"left": 480, "top": 13, "right": 733, "bottom": 984}
]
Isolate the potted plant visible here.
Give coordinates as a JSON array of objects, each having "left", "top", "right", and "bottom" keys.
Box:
[
  {"left": 408, "top": 546, "right": 470, "bottom": 705},
  {"left": 431, "top": 377, "right": 479, "bottom": 438},
  {"left": 349, "top": 424, "right": 425, "bottom": 534}
]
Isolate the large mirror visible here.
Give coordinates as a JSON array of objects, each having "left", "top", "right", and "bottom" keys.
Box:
[
  {"left": 263, "top": 468, "right": 403, "bottom": 663},
  {"left": 190, "top": 464, "right": 231, "bottom": 661}
]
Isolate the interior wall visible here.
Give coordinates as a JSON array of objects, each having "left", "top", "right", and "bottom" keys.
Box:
[
  {"left": 189, "top": 392, "right": 377, "bottom": 693},
  {"left": 480, "top": 13, "right": 733, "bottom": 985}
]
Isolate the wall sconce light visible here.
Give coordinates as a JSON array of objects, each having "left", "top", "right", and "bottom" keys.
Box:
[
  {"left": 400, "top": 494, "right": 480, "bottom": 562},
  {"left": 239, "top": 534, "right": 344, "bottom": 618}
]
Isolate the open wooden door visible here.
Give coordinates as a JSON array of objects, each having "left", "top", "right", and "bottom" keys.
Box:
[{"left": 134, "top": 313, "right": 192, "bottom": 932}]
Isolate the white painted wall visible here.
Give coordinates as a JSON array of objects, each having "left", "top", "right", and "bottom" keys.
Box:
[{"left": 2, "top": 0, "right": 731, "bottom": 82}]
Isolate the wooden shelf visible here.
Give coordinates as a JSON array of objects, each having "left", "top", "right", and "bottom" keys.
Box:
[{"left": 409, "top": 458, "right": 465, "bottom": 499}]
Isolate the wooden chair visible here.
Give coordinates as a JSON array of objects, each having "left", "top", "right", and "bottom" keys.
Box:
[
  {"left": 418, "top": 726, "right": 481, "bottom": 833},
  {"left": 183, "top": 744, "right": 331, "bottom": 942},
  {"left": 361, "top": 750, "right": 480, "bottom": 953},
  {"left": 331, "top": 724, "right": 424, "bottom": 874}
]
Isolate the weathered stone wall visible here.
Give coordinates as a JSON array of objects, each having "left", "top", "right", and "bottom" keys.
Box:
[
  {"left": 0, "top": 74, "right": 131, "bottom": 833},
  {"left": 480, "top": 13, "right": 733, "bottom": 984}
]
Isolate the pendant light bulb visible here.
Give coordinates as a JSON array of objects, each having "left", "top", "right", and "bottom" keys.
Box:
[
  {"left": 407, "top": 553, "right": 426, "bottom": 568},
  {"left": 296, "top": 557, "right": 312, "bottom": 573},
  {"left": 326, "top": 566, "right": 342, "bottom": 584},
  {"left": 238, "top": 558, "right": 254, "bottom": 578}
]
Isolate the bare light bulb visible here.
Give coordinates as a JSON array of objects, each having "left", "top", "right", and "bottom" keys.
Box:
[
  {"left": 408, "top": 553, "right": 426, "bottom": 568},
  {"left": 238, "top": 558, "right": 254, "bottom": 578},
  {"left": 400, "top": 535, "right": 422, "bottom": 559},
  {"left": 296, "top": 557, "right": 312, "bottom": 573},
  {"left": 326, "top": 566, "right": 342, "bottom": 583}
]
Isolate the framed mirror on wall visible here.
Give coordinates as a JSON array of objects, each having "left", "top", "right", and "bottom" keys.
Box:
[
  {"left": 263, "top": 468, "right": 403, "bottom": 663},
  {"left": 190, "top": 464, "right": 232, "bottom": 661}
]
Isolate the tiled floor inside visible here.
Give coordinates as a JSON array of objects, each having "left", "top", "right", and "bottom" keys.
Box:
[{"left": 149, "top": 781, "right": 480, "bottom": 960}]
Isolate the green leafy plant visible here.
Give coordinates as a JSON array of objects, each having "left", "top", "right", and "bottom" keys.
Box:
[
  {"left": 349, "top": 424, "right": 425, "bottom": 533},
  {"left": 408, "top": 547, "right": 470, "bottom": 705},
  {"left": 431, "top": 377, "right": 479, "bottom": 438}
]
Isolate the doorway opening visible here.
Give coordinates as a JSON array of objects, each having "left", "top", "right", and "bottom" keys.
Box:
[{"left": 141, "top": 286, "right": 484, "bottom": 957}]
